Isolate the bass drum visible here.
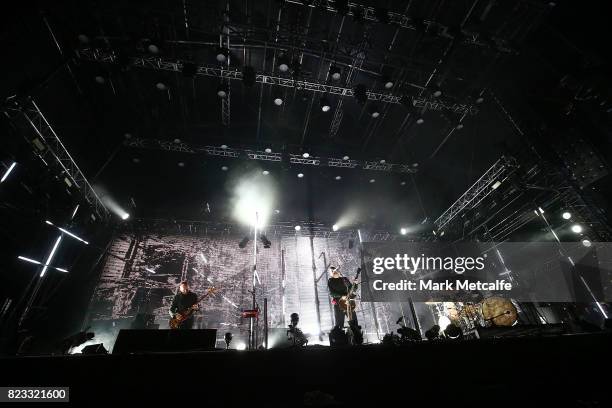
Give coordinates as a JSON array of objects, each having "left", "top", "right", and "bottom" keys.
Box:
[{"left": 480, "top": 297, "right": 518, "bottom": 327}]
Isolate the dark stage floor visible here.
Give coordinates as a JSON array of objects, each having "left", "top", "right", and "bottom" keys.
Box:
[{"left": 1, "top": 332, "right": 610, "bottom": 406}]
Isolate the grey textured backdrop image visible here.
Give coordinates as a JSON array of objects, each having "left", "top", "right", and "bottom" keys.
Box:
[{"left": 84, "top": 233, "right": 412, "bottom": 350}]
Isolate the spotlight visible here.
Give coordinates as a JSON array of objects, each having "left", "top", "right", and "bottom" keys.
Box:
[
  {"left": 302, "top": 153, "right": 310, "bottom": 158},
  {"left": 456, "top": 124, "right": 464, "bottom": 130},
  {"left": 562, "top": 212, "right": 572, "bottom": 220},
  {"left": 369, "top": 179, "right": 375, "bottom": 183},
  {"left": 155, "top": 82, "right": 167, "bottom": 91},
  {"left": 433, "top": 89, "right": 442, "bottom": 97},
  {"left": 476, "top": 96, "right": 484, "bottom": 104},
  {"left": 216, "top": 46, "right": 228, "bottom": 62},
  {"left": 236, "top": 343, "right": 246, "bottom": 351},
  {"left": 221, "top": 166, "right": 228, "bottom": 171},
  {"left": 297, "top": 173, "right": 304, "bottom": 178},
  {"left": 239, "top": 236, "right": 250, "bottom": 248},
  {"left": 217, "top": 83, "right": 229, "bottom": 98},
  {"left": 221, "top": 144, "right": 228, "bottom": 149},
  {"left": 77, "top": 34, "right": 90, "bottom": 44},
  {"left": 121, "top": 213, "right": 130, "bottom": 220},
  {"left": 294, "top": 225, "right": 301, "bottom": 231},
  {"left": 224, "top": 332, "right": 233, "bottom": 349},
  {"left": 425, "top": 325, "right": 440, "bottom": 341},
  {"left": 243, "top": 66, "right": 256, "bottom": 87},
  {"left": 369, "top": 105, "right": 380, "bottom": 118},
  {"left": 278, "top": 54, "right": 290, "bottom": 72},
  {"left": 265, "top": 148, "right": 272, "bottom": 153},
  {"left": 320, "top": 96, "right": 331, "bottom": 112},
  {"left": 354, "top": 84, "right": 367, "bottom": 105},
  {"left": 416, "top": 118, "right": 424, "bottom": 124},
  {"left": 571, "top": 224, "right": 583, "bottom": 234},
  {"left": 329, "top": 65, "right": 341, "bottom": 81},
  {"left": 400, "top": 228, "right": 407, "bottom": 235},
  {"left": 444, "top": 323, "right": 463, "bottom": 339},
  {"left": 380, "top": 159, "right": 386, "bottom": 164},
  {"left": 335, "top": 176, "right": 341, "bottom": 180},
  {"left": 260, "top": 235, "right": 271, "bottom": 248},
  {"left": 262, "top": 170, "right": 270, "bottom": 175},
  {"left": 94, "top": 75, "right": 105, "bottom": 84},
  {"left": 582, "top": 239, "right": 592, "bottom": 247},
  {"left": 343, "top": 156, "right": 349, "bottom": 160},
  {"left": 177, "top": 162, "right": 185, "bottom": 167},
  {"left": 147, "top": 43, "right": 159, "bottom": 54},
  {"left": 332, "top": 224, "right": 339, "bottom": 231},
  {"left": 400, "top": 181, "right": 406, "bottom": 186},
  {"left": 273, "top": 95, "right": 283, "bottom": 106}
]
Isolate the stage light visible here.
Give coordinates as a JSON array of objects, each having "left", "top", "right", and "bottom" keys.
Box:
[
  {"left": 343, "top": 156, "right": 349, "bottom": 160},
  {"left": 297, "top": 173, "right": 304, "bottom": 178},
  {"left": 239, "top": 236, "right": 250, "bottom": 249},
  {"left": 400, "top": 227, "right": 407, "bottom": 235},
  {"left": 217, "top": 83, "right": 229, "bottom": 98},
  {"left": 265, "top": 148, "right": 272, "bottom": 153},
  {"left": 354, "top": 84, "right": 367, "bottom": 105},
  {"left": 216, "top": 46, "right": 228, "bottom": 62},
  {"left": 174, "top": 138, "right": 181, "bottom": 144},
  {"left": 335, "top": 176, "right": 341, "bottom": 180},
  {"left": 571, "top": 224, "right": 583, "bottom": 234},
  {"left": 155, "top": 82, "right": 167, "bottom": 91},
  {"left": 147, "top": 44, "right": 159, "bottom": 54},
  {"left": 77, "top": 34, "right": 90, "bottom": 44},
  {"left": 369, "top": 105, "right": 380, "bottom": 118},
  {"left": 582, "top": 239, "right": 592, "bottom": 247},
  {"left": 433, "top": 89, "right": 442, "bottom": 97},
  {"left": 444, "top": 323, "right": 463, "bottom": 339},
  {"left": 221, "top": 144, "right": 228, "bottom": 149},
  {"left": 41, "top": 236, "right": 62, "bottom": 277},
  {"left": 369, "top": 179, "right": 375, "bottom": 183},
  {"left": 332, "top": 224, "right": 339, "bottom": 231},
  {"left": 437, "top": 316, "right": 451, "bottom": 331},
  {"left": 416, "top": 118, "right": 424, "bottom": 124},
  {"left": 232, "top": 171, "right": 276, "bottom": 228},
  {"left": 278, "top": 54, "right": 290, "bottom": 72},
  {"left": 456, "top": 123, "right": 464, "bottom": 130},
  {"left": 562, "top": 212, "right": 572, "bottom": 220},
  {"left": 294, "top": 225, "right": 301, "bottom": 231},
  {"left": 260, "top": 235, "right": 272, "bottom": 248},
  {"left": 538, "top": 207, "right": 545, "bottom": 214},
  {"left": 18, "top": 256, "right": 41, "bottom": 265},
  {"left": 121, "top": 213, "right": 130, "bottom": 220},
  {"left": 262, "top": 170, "right": 270, "bottom": 175},
  {"left": 45, "top": 220, "right": 89, "bottom": 245},
  {"left": 221, "top": 166, "right": 228, "bottom": 171},
  {"left": 320, "top": 96, "right": 331, "bottom": 112},
  {"left": 302, "top": 153, "right": 310, "bottom": 158},
  {"left": 380, "top": 159, "right": 386, "bottom": 164},
  {"left": 329, "top": 65, "right": 341, "bottom": 80},
  {"left": 177, "top": 162, "right": 185, "bottom": 167},
  {"left": 94, "top": 75, "right": 105, "bottom": 84},
  {"left": 1, "top": 162, "right": 16, "bottom": 183},
  {"left": 273, "top": 96, "right": 283, "bottom": 106},
  {"left": 400, "top": 181, "right": 406, "bottom": 186},
  {"left": 236, "top": 342, "right": 246, "bottom": 350},
  {"left": 491, "top": 180, "right": 502, "bottom": 189},
  {"left": 476, "top": 96, "right": 484, "bottom": 104}
]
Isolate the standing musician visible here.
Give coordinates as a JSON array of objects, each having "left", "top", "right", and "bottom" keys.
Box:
[
  {"left": 169, "top": 281, "right": 199, "bottom": 329},
  {"left": 327, "top": 266, "right": 359, "bottom": 333}
]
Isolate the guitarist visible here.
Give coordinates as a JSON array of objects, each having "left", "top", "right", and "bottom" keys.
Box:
[
  {"left": 169, "top": 281, "right": 199, "bottom": 329},
  {"left": 327, "top": 267, "right": 359, "bottom": 333}
]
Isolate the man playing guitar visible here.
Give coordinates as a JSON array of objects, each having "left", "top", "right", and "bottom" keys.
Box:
[
  {"left": 169, "top": 281, "right": 199, "bottom": 329},
  {"left": 327, "top": 267, "right": 360, "bottom": 334}
]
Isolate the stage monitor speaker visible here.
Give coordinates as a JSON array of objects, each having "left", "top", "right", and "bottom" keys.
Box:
[{"left": 112, "top": 329, "right": 217, "bottom": 354}]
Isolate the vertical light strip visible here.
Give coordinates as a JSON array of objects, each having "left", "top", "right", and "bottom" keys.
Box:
[
  {"left": 40, "top": 236, "right": 62, "bottom": 277},
  {"left": 71, "top": 204, "right": 79, "bottom": 219},
  {"left": 1, "top": 162, "right": 17, "bottom": 183}
]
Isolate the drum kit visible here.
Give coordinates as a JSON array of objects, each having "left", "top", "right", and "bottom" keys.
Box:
[{"left": 432, "top": 297, "right": 519, "bottom": 333}]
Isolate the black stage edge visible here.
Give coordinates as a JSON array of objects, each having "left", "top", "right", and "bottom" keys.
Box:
[{"left": 1, "top": 333, "right": 610, "bottom": 407}]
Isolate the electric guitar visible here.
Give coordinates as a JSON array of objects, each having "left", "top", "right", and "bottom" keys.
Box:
[
  {"left": 337, "top": 267, "right": 361, "bottom": 313},
  {"left": 169, "top": 287, "right": 219, "bottom": 329}
]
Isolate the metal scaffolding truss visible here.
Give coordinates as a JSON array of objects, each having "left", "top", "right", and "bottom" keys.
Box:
[
  {"left": 285, "top": 0, "right": 515, "bottom": 53},
  {"left": 434, "top": 156, "right": 517, "bottom": 231},
  {"left": 124, "top": 137, "right": 417, "bottom": 174},
  {"left": 3, "top": 98, "right": 110, "bottom": 220},
  {"left": 76, "top": 49, "right": 479, "bottom": 116}
]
